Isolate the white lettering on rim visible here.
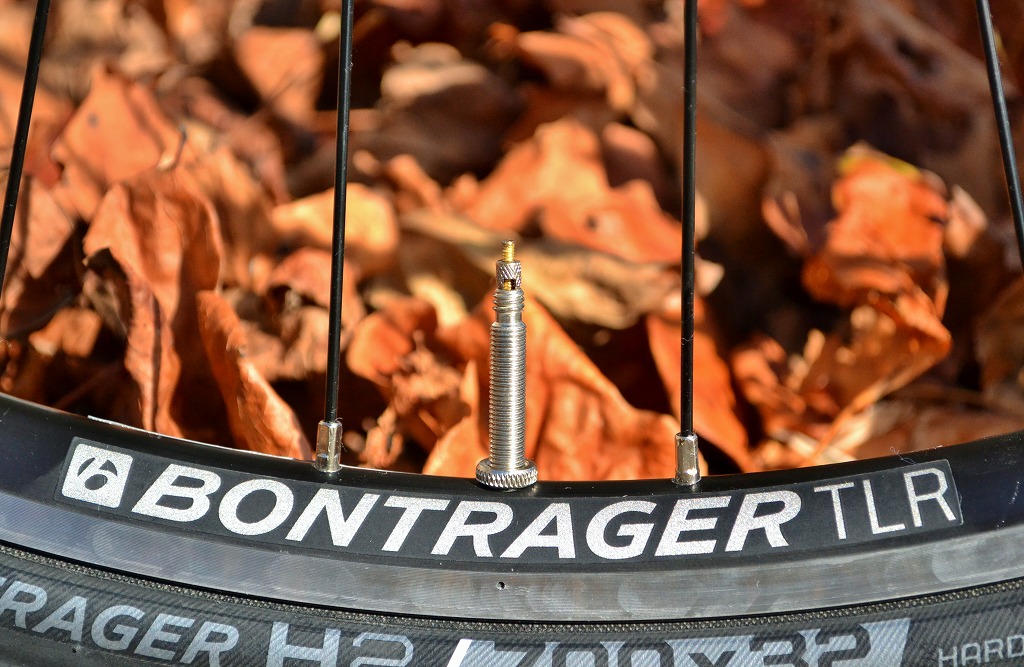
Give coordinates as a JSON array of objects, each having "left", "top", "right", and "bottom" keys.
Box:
[{"left": 585, "top": 501, "right": 657, "bottom": 560}]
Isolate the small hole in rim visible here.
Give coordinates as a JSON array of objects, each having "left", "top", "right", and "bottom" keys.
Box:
[{"left": 496, "top": 581, "right": 506, "bottom": 590}]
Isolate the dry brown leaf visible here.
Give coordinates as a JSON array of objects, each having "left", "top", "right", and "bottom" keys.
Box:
[
  {"left": 6, "top": 307, "right": 109, "bottom": 409},
  {"left": 735, "top": 295, "right": 956, "bottom": 469},
  {"left": 800, "top": 149, "right": 951, "bottom": 429},
  {"left": 0, "top": 3, "right": 35, "bottom": 64},
  {"left": 266, "top": 247, "right": 364, "bottom": 326},
  {"left": 360, "top": 405, "right": 406, "bottom": 470},
  {"left": 10, "top": 307, "right": 104, "bottom": 404},
  {"left": 276, "top": 305, "right": 331, "bottom": 379},
  {"left": 82, "top": 168, "right": 223, "bottom": 438},
  {"left": 422, "top": 359, "right": 485, "bottom": 476},
  {"left": 164, "top": 75, "right": 291, "bottom": 204},
  {"left": 499, "top": 82, "right": 614, "bottom": 146},
  {"left": 28, "top": 307, "right": 103, "bottom": 360},
  {"left": 262, "top": 247, "right": 362, "bottom": 377},
  {"left": 740, "top": 313, "right": 950, "bottom": 468},
  {"left": 943, "top": 187, "right": 1017, "bottom": 364},
  {"left": 514, "top": 13, "right": 652, "bottom": 113},
  {"left": 101, "top": 261, "right": 182, "bottom": 435},
  {"left": 572, "top": 180, "right": 682, "bottom": 263},
  {"left": 400, "top": 210, "right": 679, "bottom": 328},
  {"left": 348, "top": 297, "right": 439, "bottom": 388},
  {"left": 732, "top": 334, "right": 814, "bottom": 442},
  {"left": 352, "top": 42, "right": 521, "bottom": 182},
  {"left": 647, "top": 298, "right": 752, "bottom": 471},
  {"left": 458, "top": 118, "right": 682, "bottom": 264},
  {"left": 196, "top": 290, "right": 312, "bottom": 459},
  {"left": 383, "top": 155, "right": 446, "bottom": 215},
  {"left": 371, "top": 0, "right": 444, "bottom": 38},
  {"left": 691, "top": 113, "right": 772, "bottom": 251},
  {"left": 838, "top": 0, "right": 1006, "bottom": 215},
  {"left": 756, "top": 392, "right": 1024, "bottom": 469},
  {"left": 51, "top": 68, "right": 190, "bottom": 220},
  {"left": 0, "top": 184, "right": 77, "bottom": 336},
  {"left": 84, "top": 170, "right": 222, "bottom": 327},
  {"left": 460, "top": 118, "right": 606, "bottom": 233},
  {"left": 220, "top": 290, "right": 331, "bottom": 384},
  {"left": 0, "top": 62, "right": 70, "bottom": 187},
  {"left": 803, "top": 147, "right": 947, "bottom": 307},
  {"left": 804, "top": 299, "right": 950, "bottom": 422},
  {"left": 513, "top": 240, "right": 681, "bottom": 328},
  {"left": 735, "top": 149, "right": 955, "bottom": 466},
  {"left": 234, "top": 27, "right": 324, "bottom": 127},
  {"left": 977, "top": 278, "right": 1024, "bottom": 392},
  {"left": 160, "top": 0, "right": 232, "bottom": 67},
  {"left": 632, "top": 58, "right": 771, "bottom": 252},
  {"left": 7, "top": 0, "right": 1020, "bottom": 482},
  {"left": 761, "top": 116, "right": 846, "bottom": 258},
  {"left": 649, "top": 82, "right": 772, "bottom": 256},
  {"left": 852, "top": 400, "right": 1024, "bottom": 461},
  {"left": 270, "top": 186, "right": 399, "bottom": 277},
  {"left": 687, "top": 1, "right": 805, "bottom": 131},
  {"left": 545, "top": 0, "right": 648, "bottom": 24},
  {"left": 601, "top": 122, "right": 677, "bottom": 209},
  {"left": 348, "top": 297, "right": 467, "bottom": 461},
  {"left": 41, "top": 0, "right": 170, "bottom": 90},
  {"left": 382, "top": 340, "right": 465, "bottom": 453},
  {"left": 189, "top": 147, "right": 279, "bottom": 290}
]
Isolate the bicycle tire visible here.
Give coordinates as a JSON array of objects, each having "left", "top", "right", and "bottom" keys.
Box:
[{"left": 0, "top": 393, "right": 1023, "bottom": 665}]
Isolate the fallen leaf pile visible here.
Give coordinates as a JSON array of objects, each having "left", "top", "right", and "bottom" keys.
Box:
[{"left": 2, "top": 0, "right": 1024, "bottom": 479}]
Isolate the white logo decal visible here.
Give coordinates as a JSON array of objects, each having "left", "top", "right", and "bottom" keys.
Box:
[
  {"left": 55, "top": 440, "right": 962, "bottom": 562},
  {"left": 61, "top": 444, "right": 133, "bottom": 508}
]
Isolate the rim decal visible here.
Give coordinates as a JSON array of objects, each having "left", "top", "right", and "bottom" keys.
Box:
[{"left": 55, "top": 438, "right": 963, "bottom": 566}]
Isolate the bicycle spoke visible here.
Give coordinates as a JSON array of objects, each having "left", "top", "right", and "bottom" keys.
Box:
[
  {"left": 317, "top": 0, "right": 356, "bottom": 473},
  {"left": 0, "top": 0, "right": 51, "bottom": 302},
  {"left": 675, "top": 0, "right": 700, "bottom": 486},
  {"left": 976, "top": 0, "right": 1024, "bottom": 271}
]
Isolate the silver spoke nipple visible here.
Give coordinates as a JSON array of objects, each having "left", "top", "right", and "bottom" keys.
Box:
[
  {"left": 674, "top": 432, "right": 700, "bottom": 486},
  {"left": 315, "top": 419, "right": 343, "bottom": 474},
  {"left": 477, "top": 240, "right": 537, "bottom": 490}
]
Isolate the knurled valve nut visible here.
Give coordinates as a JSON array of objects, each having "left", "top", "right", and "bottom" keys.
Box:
[
  {"left": 496, "top": 261, "right": 521, "bottom": 289},
  {"left": 476, "top": 459, "right": 538, "bottom": 490}
]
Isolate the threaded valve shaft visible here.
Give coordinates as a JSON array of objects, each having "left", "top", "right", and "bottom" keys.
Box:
[{"left": 477, "top": 241, "right": 537, "bottom": 489}]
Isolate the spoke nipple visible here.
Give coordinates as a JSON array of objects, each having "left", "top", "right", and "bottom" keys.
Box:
[
  {"left": 315, "top": 420, "right": 343, "bottom": 474},
  {"left": 674, "top": 432, "right": 700, "bottom": 486}
]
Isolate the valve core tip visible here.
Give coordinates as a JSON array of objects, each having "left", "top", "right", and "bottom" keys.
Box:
[{"left": 499, "top": 241, "right": 518, "bottom": 290}]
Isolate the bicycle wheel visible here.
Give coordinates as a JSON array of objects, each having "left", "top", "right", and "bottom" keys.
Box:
[
  {"left": 1, "top": 394, "right": 1023, "bottom": 665},
  {"left": 1, "top": 0, "right": 1024, "bottom": 665}
]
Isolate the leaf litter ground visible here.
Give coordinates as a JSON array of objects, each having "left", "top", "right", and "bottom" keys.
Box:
[{"left": 2, "top": 0, "right": 1024, "bottom": 480}]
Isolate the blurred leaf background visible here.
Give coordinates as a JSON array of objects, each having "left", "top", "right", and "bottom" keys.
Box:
[{"left": 2, "top": 0, "right": 1024, "bottom": 478}]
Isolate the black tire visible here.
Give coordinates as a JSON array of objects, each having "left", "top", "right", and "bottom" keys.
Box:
[{"left": 1, "top": 394, "right": 1024, "bottom": 665}]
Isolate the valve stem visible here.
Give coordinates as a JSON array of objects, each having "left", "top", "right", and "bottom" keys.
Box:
[{"left": 477, "top": 241, "right": 537, "bottom": 489}]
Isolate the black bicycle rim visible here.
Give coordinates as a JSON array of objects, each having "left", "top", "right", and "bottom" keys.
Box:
[{"left": 0, "top": 393, "right": 1019, "bottom": 624}]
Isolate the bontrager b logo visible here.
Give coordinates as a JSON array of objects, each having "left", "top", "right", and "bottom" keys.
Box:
[{"left": 61, "top": 443, "right": 133, "bottom": 508}]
